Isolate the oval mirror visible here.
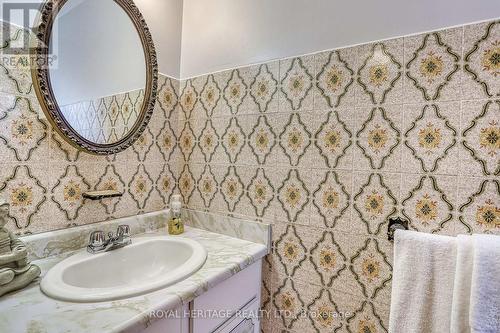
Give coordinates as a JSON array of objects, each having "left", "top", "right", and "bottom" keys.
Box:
[{"left": 32, "top": 0, "right": 158, "bottom": 155}]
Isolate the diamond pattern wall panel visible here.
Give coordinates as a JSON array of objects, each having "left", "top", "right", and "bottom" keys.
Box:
[{"left": 174, "top": 20, "right": 500, "bottom": 333}]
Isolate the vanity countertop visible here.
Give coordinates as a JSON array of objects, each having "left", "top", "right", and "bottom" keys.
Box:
[{"left": 0, "top": 226, "right": 268, "bottom": 333}]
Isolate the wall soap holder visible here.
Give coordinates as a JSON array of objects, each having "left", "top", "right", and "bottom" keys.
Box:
[{"left": 82, "top": 190, "right": 123, "bottom": 200}]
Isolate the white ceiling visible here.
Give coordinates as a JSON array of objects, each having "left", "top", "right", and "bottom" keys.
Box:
[
  {"left": 179, "top": 0, "right": 500, "bottom": 79},
  {"left": 2, "top": 0, "right": 499, "bottom": 79}
]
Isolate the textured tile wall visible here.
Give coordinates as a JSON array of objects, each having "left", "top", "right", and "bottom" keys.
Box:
[
  {"left": 59, "top": 88, "right": 145, "bottom": 144},
  {"left": 176, "top": 20, "right": 500, "bottom": 332},
  {"left": 0, "top": 22, "right": 182, "bottom": 235},
  {"left": 1, "top": 18, "right": 499, "bottom": 333}
]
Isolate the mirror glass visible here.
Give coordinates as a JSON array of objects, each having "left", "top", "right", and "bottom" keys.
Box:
[{"left": 49, "top": 0, "right": 146, "bottom": 145}]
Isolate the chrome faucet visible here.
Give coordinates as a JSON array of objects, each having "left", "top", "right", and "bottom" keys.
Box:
[{"left": 87, "top": 225, "right": 132, "bottom": 254}]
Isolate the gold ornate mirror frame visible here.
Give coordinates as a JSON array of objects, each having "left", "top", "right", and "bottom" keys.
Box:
[{"left": 31, "top": 0, "right": 158, "bottom": 155}]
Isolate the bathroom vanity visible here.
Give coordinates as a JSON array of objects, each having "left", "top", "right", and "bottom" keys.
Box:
[
  {"left": 146, "top": 261, "right": 262, "bottom": 333},
  {"left": 0, "top": 211, "right": 270, "bottom": 333}
]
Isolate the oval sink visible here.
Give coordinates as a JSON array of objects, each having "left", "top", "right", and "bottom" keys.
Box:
[{"left": 40, "top": 236, "right": 207, "bottom": 302}]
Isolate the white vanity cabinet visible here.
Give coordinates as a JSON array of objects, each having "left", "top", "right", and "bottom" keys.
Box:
[
  {"left": 192, "top": 261, "right": 262, "bottom": 333},
  {"left": 143, "top": 304, "right": 190, "bottom": 333},
  {"left": 143, "top": 260, "right": 262, "bottom": 333},
  {"left": 208, "top": 297, "right": 260, "bottom": 333}
]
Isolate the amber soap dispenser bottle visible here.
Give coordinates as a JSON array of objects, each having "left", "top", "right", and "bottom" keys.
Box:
[{"left": 168, "top": 195, "right": 184, "bottom": 235}]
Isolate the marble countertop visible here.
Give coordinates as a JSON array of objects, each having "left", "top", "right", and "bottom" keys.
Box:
[{"left": 0, "top": 226, "right": 268, "bottom": 333}]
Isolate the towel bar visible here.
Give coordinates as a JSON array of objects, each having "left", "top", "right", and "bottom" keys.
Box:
[{"left": 387, "top": 217, "right": 409, "bottom": 241}]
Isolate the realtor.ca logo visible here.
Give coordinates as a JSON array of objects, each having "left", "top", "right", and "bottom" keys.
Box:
[{"left": 1, "top": 1, "right": 58, "bottom": 69}]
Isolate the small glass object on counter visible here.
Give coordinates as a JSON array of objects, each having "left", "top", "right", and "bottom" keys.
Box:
[{"left": 168, "top": 195, "right": 184, "bottom": 235}]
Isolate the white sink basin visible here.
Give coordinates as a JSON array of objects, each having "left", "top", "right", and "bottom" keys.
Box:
[{"left": 40, "top": 236, "right": 207, "bottom": 302}]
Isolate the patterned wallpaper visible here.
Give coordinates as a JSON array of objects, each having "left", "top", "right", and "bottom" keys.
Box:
[
  {"left": 60, "top": 88, "right": 145, "bottom": 144},
  {"left": 175, "top": 20, "right": 500, "bottom": 332},
  {"left": 1, "top": 17, "right": 499, "bottom": 333},
  {"left": 1, "top": 21, "right": 182, "bottom": 235}
]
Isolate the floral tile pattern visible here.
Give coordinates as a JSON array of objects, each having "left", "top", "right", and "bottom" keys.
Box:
[
  {"left": 173, "top": 20, "right": 498, "bottom": 333},
  {"left": 157, "top": 77, "right": 179, "bottom": 118},
  {"left": 401, "top": 175, "right": 455, "bottom": 234},
  {"left": 179, "top": 164, "right": 196, "bottom": 203},
  {"left": 404, "top": 104, "right": 458, "bottom": 173},
  {"left": 306, "top": 288, "right": 343, "bottom": 332},
  {"left": 0, "top": 165, "right": 47, "bottom": 230},
  {"left": 458, "top": 179, "right": 499, "bottom": 234},
  {"left": 279, "top": 113, "right": 312, "bottom": 166},
  {"left": 180, "top": 80, "right": 198, "bottom": 118},
  {"left": 220, "top": 166, "right": 244, "bottom": 212},
  {"left": 156, "top": 164, "right": 177, "bottom": 206},
  {"left": 309, "top": 231, "right": 347, "bottom": 287},
  {"left": 464, "top": 21, "right": 500, "bottom": 98},
  {"left": 246, "top": 167, "right": 274, "bottom": 218},
  {"left": 198, "top": 119, "right": 219, "bottom": 162},
  {"left": 315, "top": 111, "right": 352, "bottom": 168},
  {"left": 277, "top": 169, "right": 310, "bottom": 223},
  {"left": 280, "top": 57, "right": 314, "bottom": 111},
  {"left": 275, "top": 224, "right": 308, "bottom": 277},
  {"left": 0, "top": 97, "right": 48, "bottom": 162},
  {"left": 316, "top": 50, "right": 355, "bottom": 108},
  {"left": 197, "top": 165, "right": 217, "bottom": 208},
  {"left": 51, "top": 165, "right": 91, "bottom": 221},
  {"left": 127, "top": 164, "right": 154, "bottom": 211},
  {"left": 273, "top": 278, "right": 305, "bottom": 329},
  {"left": 353, "top": 173, "right": 398, "bottom": 235},
  {"left": 221, "top": 117, "right": 246, "bottom": 163},
  {"left": 200, "top": 74, "right": 221, "bottom": 116},
  {"left": 312, "top": 170, "right": 350, "bottom": 228},
  {"left": 346, "top": 301, "right": 388, "bottom": 333},
  {"left": 1, "top": 19, "right": 499, "bottom": 333},
  {"left": 156, "top": 120, "right": 177, "bottom": 161},
  {"left": 132, "top": 127, "right": 154, "bottom": 162},
  {"left": 357, "top": 42, "right": 402, "bottom": 105},
  {"left": 249, "top": 64, "right": 279, "bottom": 113},
  {"left": 356, "top": 107, "right": 401, "bottom": 170},
  {"left": 179, "top": 121, "right": 196, "bottom": 162},
  {"left": 350, "top": 238, "right": 392, "bottom": 300},
  {"left": 405, "top": 29, "right": 462, "bottom": 102},
  {"left": 223, "top": 70, "right": 247, "bottom": 114},
  {"left": 248, "top": 115, "right": 277, "bottom": 165},
  {"left": 461, "top": 100, "right": 500, "bottom": 176}
]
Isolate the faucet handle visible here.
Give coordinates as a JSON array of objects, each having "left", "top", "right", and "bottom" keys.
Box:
[
  {"left": 117, "top": 225, "right": 130, "bottom": 237},
  {"left": 89, "top": 231, "right": 105, "bottom": 247}
]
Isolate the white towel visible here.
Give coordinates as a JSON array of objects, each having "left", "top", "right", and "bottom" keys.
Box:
[
  {"left": 389, "top": 230, "right": 457, "bottom": 333},
  {"left": 470, "top": 234, "right": 500, "bottom": 333},
  {"left": 450, "top": 235, "right": 474, "bottom": 333}
]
